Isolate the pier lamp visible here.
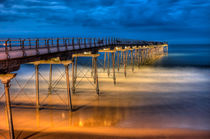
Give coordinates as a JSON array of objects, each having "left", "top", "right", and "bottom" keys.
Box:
[
  {"left": 133, "top": 46, "right": 137, "bottom": 49},
  {"left": 84, "top": 51, "right": 92, "bottom": 55},
  {"left": 115, "top": 47, "right": 120, "bottom": 50},
  {"left": 103, "top": 48, "right": 110, "bottom": 51},
  {"left": 125, "top": 46, "right": 130, "bottom": 49}
]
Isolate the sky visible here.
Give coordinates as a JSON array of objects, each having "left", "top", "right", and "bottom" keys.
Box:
[{"left": 0, "top": 0, "right": 209, "bottom": 44}]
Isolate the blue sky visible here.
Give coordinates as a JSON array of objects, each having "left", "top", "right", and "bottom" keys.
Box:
[{"left": 0, "top": 0, "right": 209, "bottom": 44}]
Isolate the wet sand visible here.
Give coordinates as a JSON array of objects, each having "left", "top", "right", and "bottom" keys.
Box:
[
  {"left": 1, "top": 128, "right": 210, "bottom": 139},
  {"left": 0, "top": 65, "right": 210, "bottom": 138}
]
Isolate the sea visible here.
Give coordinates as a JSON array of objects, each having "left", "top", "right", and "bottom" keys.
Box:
[{"left": 0, "top": 44, "right": 210, "bottom": 138}]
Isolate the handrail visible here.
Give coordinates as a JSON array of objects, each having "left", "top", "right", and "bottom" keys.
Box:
[{"left": 0, "top": 37, "right": 168, "bottom": 61}]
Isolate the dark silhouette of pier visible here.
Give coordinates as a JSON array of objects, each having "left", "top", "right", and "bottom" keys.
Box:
[{"left": 0, "top": 37, "right": 168, "bottom": 139}]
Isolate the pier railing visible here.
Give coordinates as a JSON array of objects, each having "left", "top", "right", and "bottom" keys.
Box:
[
  {"left": 0, "top": 37, "right": 116, "bottom": 51},
  {"left": 0, "top": 37, "right": 167, "bottom": 61},
  {"left": 0, "top": 37, "right": 166, "bottom": 51}
]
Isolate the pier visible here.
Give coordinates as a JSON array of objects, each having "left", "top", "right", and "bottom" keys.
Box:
[{"left": 0, "top": 37, "right": 168, "bottom": 139}]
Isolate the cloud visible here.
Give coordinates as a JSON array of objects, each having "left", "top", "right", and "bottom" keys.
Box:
[
  {"left": 0, "top": 0, "right": 209, "bottom": 43},
  {"left": 0, "top": 0, "right": 6, "bottom": 3}
]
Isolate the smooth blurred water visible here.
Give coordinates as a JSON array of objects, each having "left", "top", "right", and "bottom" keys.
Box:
[
  {"left": 1, "top": 44, "right": 210, "bottom": 139},
  {"left": 154, "top": 44, "right": 210, "bottom": 68}
]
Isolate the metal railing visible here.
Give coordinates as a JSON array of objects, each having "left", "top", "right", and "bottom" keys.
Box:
[
  {"left": 0, "top": 37, "right": 115, "bottom": 51},
  {"left": 0, "top": 37, "right": 167, "bottom": 60}
]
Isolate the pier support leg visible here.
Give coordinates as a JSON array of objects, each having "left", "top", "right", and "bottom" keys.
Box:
[
  {"left": 104, "top": 52, "right": 106, "bottom": 72},
  {"left": 125, "top": 51, "right": 128, "bottom": 77},
  {"left": 138, "top": 49, "right": 141, "bottom": 67},
  {"left": 117, "top": 51, "right": 120, "bottom": 72},
  {"left": 65, "top": 64, "right": 72, "bottom": 111},
  {"left": 107, "top": 52, "right": 110, "bottom": 77},
  {"left": 131, "top": 50, "right": 134, "bottom": 72},
  {"left": 140, "top": 50, "right": 142, "bottom": 65},
  {"left": 148, "top": 49, "right": 151, "bottom": 60},
  {"left": 123, "top": 51, "right": 127, "bottom": 78},
  {"left": 75, "top": 57, "right": 78, "bottom": 82},
  {"left": 0, "top": 74, "right": 16, "bottom": 139},
  {"left": 143, "top": 49, "right": 146, "bottom": 64},
  {"left": 91, "top": 57, "right": 94, "bottom": 77},
  {"left": 126, "top": 51, "right": 128, "bottom": 66},
  {"left": 145, "top": 49, "right": 147, "bottom": 63},
  {"left": 142, "top": 50, "right": 145, "bottom": 65},
  {"left": 121, "top": 51, "right": 123, "bottom": 64},
  {"left": 139, "top": 50, "right": 141, "bottom": 66},
  {"left": 111, "top": 52, "right": 116, "bottom": 85},
  {"left": 144, "top": 49, "right": 146, "bottom": 64},
  {"left": 134, "top": 49, "right": 137, "bottom": 66},
  {"left": 94, "top": 57, "right": 99, "bottom": 95},
  {"left": 72, "top": 58, "right": 75, "bottom": 94},
  {"left": 35, "top": 64, "right": 40, "bottom": 109},
  {"left": 146, "top": 49, "right": 149, "bottom": 63},
  {"left": 93, "top": 57, "right": 96, "bottom": 84},
  {"left": 137, "top": 49, "right": 139, "bottom": 65},
  {"left": 48, "top": 64, "right": 52, "bottom": 94}
]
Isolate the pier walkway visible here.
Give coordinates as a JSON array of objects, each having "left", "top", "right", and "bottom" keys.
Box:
[{"left": 0, "top": 37, "right": 167, "bottom": 73}]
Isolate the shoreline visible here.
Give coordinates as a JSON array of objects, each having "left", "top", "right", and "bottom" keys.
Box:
[{"left": 1, "top": 128, "right": 210, "bottom": 139}]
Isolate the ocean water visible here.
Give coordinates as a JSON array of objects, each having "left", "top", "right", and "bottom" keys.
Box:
[
  {"left": 0, "top": 44, "right": 210, "bottom": 138},
  {"left": 154, "top": 44, "right": 210, "bottom": 67}
]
